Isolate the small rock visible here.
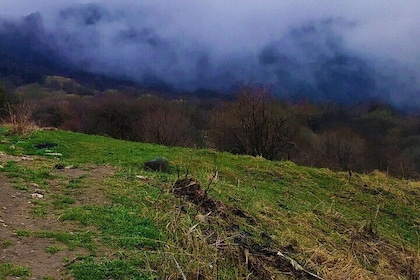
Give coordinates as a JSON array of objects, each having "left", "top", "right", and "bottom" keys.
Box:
[
  {"left": 31, "top": 193, "right": 44, "bottom": 199},
  {"left": 29, "top": 183, "right": 40, "bottom": 188}
]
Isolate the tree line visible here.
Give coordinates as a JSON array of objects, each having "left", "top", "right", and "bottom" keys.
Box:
[{"left": 1, "top": 78, "right": 419, "bottom": 178}]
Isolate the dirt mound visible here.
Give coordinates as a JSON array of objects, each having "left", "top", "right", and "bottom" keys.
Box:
[{"left": 172, "top": 178, "right": 223, "bottom": 214}]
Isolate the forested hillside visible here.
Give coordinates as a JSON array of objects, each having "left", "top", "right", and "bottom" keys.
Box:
[{"left": 1, "top": 77, "right": 419, "bottom": 179}]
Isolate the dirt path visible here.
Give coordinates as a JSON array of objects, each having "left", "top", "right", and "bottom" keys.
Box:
[
  {"left": 0, "top": 154, "right": 113, "bottom": 279},
  {"left": 0, "top": 173, "right": 76, "bottom": 279}
]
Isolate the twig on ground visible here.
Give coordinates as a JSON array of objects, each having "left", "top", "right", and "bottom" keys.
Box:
[{"left": 172, "top": 256, "right": 187, "bottom": 280}]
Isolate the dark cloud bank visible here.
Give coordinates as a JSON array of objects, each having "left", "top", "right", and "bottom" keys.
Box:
[{"left": 0, "top": 1, "right": 419, "bottom": 109}]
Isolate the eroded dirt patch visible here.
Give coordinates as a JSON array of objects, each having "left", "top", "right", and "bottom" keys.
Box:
[
  {"left": 51, "top": 165, "right": 115, "bottom": 181},
  {"left": 50, "top": 165, "right": 115, "bottom": 205},
  {"left": 0, "top": 159, "right": 115, "bottom": 279},
  {"left": 0, "top": 174, "right": 76, "bottom": 279}
]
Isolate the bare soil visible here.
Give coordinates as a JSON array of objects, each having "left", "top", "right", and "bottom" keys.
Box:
[
  {"left": 0, "top": 174, "right": 75, "bottom": 279},
  {"left": 0, "top": 155, "right": 114, "bottom": 280}
]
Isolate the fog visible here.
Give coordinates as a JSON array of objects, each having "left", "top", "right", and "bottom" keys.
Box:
[{"left": 0, "top": 1, "right": 419, "bottom": 107}]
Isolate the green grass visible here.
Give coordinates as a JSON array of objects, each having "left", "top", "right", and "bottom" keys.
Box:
[
  {"left": 15, "top": 229, "right": 31, "bottom": 237},
  {"left": 0, "top": 160, "right": 55, "bottom": 187},
  {"left": 1, "top": 128, "right": 419, "bottom": 279},
  {"left": 0, "top": 263, "right": 31, "bottom": 280},
  {"left": 51, "top": 194, "right": 75, "bottom": 209},
  {"left": 45, "top": 245, "right": 64, "bottom": 254},
  {"left": 15, "top": 229, "right": 95, "bottom": 251},
  {"left": 35, "top": 231, "right": 95, "bottom": 250},
  {"left": 68, "top": 257, "right": 151, "bottom": 280},
  {"left": 61, "top": 205, "right": 160, "bottom": 249},
  {"left": 30, "top": 199, "right": 49, "bottom": 217}
]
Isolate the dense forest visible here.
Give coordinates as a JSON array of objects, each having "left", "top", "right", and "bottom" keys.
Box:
[{"left": 1, "top": 75, "right": 419, "bottom": 179}]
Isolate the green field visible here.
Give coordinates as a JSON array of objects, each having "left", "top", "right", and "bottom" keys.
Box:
[{"left": 0, "top": 128, "right": 419, "bottom": 279}]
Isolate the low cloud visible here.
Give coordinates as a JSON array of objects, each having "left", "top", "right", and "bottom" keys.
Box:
[{"left": 0, "top": 1, "right": 419, "bottom": 108}]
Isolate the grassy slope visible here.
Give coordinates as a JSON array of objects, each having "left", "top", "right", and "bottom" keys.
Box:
[{"left": 0, "top": 128, "right": 419, "bottom": 279}]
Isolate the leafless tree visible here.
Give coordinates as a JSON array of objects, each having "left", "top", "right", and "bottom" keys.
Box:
[
  {"left": 211, "top": 85, "right": 298, "bottom": 160},
  {"left": 140, "top": 101, "right": 195, "bottom": 147}
]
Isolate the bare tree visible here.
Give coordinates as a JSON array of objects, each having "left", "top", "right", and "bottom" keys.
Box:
[
  {"left": 85, "top": 92, "right": 137, "bottom": 140},
  {"left": 319, "top": 127, "right": 366, "bottom": 171},
  {"left": 140, "top": 101, "right": 195, "bottom": 147},
  {"left": 211, "top": 85, "right": 298, "bottom": 160}
]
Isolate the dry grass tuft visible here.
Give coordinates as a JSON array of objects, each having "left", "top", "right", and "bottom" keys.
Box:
[
  {"left": 305, "top": 246, "right": 375, "bottom": 279},
  {"left": 4, "top": 101, "right": 38, "bottom": 136},
  {"left": 303, "top": 227, "right": 420, "bottom": 280},
  {"left": 157, "top": 203, "right": 244, "bottom": 279}
]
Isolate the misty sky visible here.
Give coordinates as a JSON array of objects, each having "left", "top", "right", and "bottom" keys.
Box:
[{"left": 0, "top": 1, "right": 419, "bottom": 107}]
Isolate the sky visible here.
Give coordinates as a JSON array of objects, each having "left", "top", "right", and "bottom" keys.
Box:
[{"left": 0, "top": 0, "right": 419, "bottom": 107}]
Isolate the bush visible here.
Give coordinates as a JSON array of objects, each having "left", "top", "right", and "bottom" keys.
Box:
[{"left": 4, "top": 100, "right": 38, "bottom": 136}]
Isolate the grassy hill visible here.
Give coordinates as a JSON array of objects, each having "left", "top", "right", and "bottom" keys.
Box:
[{"left": 0, "top": 127, "right": 419, "bottom": 279}]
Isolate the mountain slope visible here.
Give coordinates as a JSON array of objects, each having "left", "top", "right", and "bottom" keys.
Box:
[
  {"left": 0, "top": 128, "right": 419, "bottom": 279},
  {"left": 1, "top": 7, "right": 419, "bottom": 109}
]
